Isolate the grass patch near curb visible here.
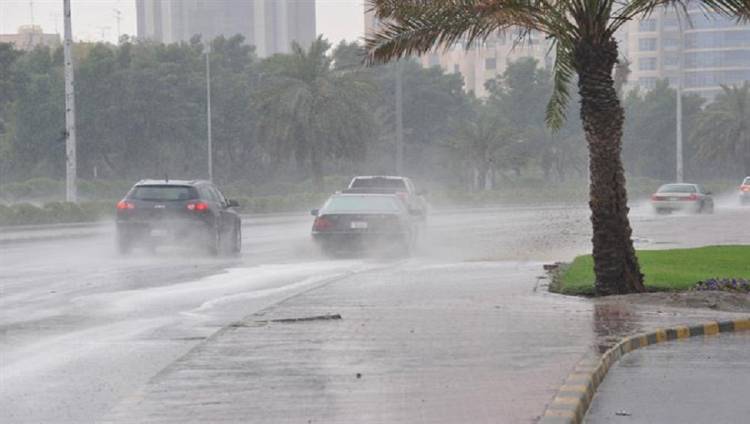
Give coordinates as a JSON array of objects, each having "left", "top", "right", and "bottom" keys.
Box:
[{"left": 559, "top": 245, "right": 750, "bottom": 295}]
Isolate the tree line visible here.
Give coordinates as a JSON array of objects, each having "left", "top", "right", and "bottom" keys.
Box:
[{"left": 0, "top": 36, "right": 747, "bottom": 195}]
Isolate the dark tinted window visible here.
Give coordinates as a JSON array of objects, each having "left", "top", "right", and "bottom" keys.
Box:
[
  {"left": 350, "top": 177, "right": 407, "bottom": 189},
  {"left": 657, "top": 184, "right": 697, "bottom": 193},
  {"left": 324, "top": 195, "right": 402, "bottom": 213},
  {"left": 130, "top": 185, "right": 197, "bottom": 201}
]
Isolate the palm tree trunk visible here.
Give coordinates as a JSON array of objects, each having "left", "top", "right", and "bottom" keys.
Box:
[
  {"left": 574, "top": 39, "right": 645, "bottom": 295},
  {"left": 309, "top": 146, "right": 324, "bottom": 192}
]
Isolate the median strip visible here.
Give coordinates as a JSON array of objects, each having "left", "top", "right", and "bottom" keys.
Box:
[{"left": 539, "top": 318, "right": 750, "bottom": 424}]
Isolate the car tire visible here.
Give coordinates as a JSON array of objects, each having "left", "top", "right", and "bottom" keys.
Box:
[
  {"left": 207, "top": 226, "right": 221, "bottom": 256},
  {"left": 232, "top": 223, "right": 242, "bottom": 254},
  {"left": 703, "top": 201, "right": 714, "bottom": 214}
]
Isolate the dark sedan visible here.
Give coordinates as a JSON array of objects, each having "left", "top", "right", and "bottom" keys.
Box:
[
  {"left": 311, "top": 193, "right": 419, "bottom": 256},
  {"left": 116, "top": 179, "right": 241, "bottom": 255}
]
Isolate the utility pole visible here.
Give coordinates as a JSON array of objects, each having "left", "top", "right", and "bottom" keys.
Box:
[
  {"left": 205, "top": 44, "right": 213, "bottom": 181},
  {"left": 395, "top": 60, "right": 404, "bottom": 175},
  {"left": 676, "top": 9, "right": 686, "bottom": 183},
  {"left": 113, "top": 8, "right": 122, "bottom": 42},
  {"left": 63, "top": 0, "right": 77, "bottom": 202}
]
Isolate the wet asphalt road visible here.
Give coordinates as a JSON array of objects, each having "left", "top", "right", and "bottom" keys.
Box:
[{"left": 2, "top": 203, "right": 750, "bottom": 423}]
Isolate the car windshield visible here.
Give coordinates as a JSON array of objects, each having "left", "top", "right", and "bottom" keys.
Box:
[
  {"left": 744, "top": 177, "right": 750, "bottom": 185},
  {"left": 130, "top": 185, "right": 196, "bottom": 201},
  {"left": 350, "top": 177, "right": 407, "bottom": 189},
  {"left": 657, "top": 184, "right": 696, "bottom": 193},
  {"left": 323, "top": 195, "right": 401, "bottom": 213}
]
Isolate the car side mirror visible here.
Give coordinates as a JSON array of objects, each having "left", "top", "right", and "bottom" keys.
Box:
[
  {"left": 705, "top": 191, "right": 712, "bottom": 195},
  {"left": 227, "top": 199, "right": 240, "bottom": 208},
  {"left": 311, "top": 209, "right": 319, "bottom": 216}
]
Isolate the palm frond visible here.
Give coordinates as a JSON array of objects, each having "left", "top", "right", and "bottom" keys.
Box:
[
  {"left": 365, "top": 1, "right": 540, "bottom": 64},
  {"left": 546, "top": 42, "right": 575, "bottom": 130}
]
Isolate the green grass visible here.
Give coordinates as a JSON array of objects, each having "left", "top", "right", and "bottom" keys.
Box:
[{"left": 558, "top": 246, "right": 750, "bottom": 296}]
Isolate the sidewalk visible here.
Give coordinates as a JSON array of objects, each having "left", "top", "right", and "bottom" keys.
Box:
[
  {"left": 100, "top": 261, "right": 746, "bottom": 424},
  {"left": 585, "top": 331, "right": 750, "bottom": 423}
]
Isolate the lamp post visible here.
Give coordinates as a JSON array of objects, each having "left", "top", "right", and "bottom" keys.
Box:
[
  {"left": 395, "top": 59, "right": 404, "bottom": 175},
  {"left": 205, "top": 43, "right": 213, "bottom": 181},
  {"left": 676, "top": 9, "right": 686, "bottom": 183},
  {"left": 63, "top": 0, "right": 77, "bottom": 202}
]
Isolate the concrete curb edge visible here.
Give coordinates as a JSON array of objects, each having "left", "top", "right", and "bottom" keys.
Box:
[{"left": 538, "top": 317, "right": 750, "bottom": 424}]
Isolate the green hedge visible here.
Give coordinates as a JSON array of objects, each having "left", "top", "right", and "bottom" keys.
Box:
[
  {"left": 235, "top": 193, "right": 329, "bottom": 214},
  {"left": 0, "top": 178, "right": 133, "bottom": 203},
  {"left": 0, "top": 201, "right": 112, "bottom": 226}
]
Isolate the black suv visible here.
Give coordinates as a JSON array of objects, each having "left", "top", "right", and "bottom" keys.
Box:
[{"left": 116, "top": 179, "right": 241, "bottom": 255}]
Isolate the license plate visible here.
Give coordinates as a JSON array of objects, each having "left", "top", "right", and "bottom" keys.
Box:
[
  {"left": 350, "top": 221, "right": 368, "bottom": 229},
  {"left": 670, "top": 197, "right": 680, "bottom": 201},
  {"left": 150, "top": 229, "right": 168, "bottom": 237}
]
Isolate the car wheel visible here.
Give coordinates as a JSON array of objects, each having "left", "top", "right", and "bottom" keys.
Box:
[
  {"left": 207, "top": 226, "right": 221, "bottom": 256},
  {"left": 704, "top": 201, "right": 714, "bottom": 214},
  {"left": 232, "top": 224, "right": 242, "bottom": 254}
]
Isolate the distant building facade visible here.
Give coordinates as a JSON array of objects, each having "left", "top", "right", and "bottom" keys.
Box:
[
  {"left": 365, "top": 9, "right": 551, "bottom": 97},
  {"left": 135, "top": 0, "right": 316, "bottom": 57},
  {"left": 419, "top": 33, "right": 552, "bottom": 97},
  {"left": 0, "top": 25, "right": 60, "bottom": 51},
  {"left": 627, "top": 6, "right": 750, "bottom": 98}
]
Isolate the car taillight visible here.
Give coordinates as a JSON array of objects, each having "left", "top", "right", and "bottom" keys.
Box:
[
  {"left": 396, "top": 191, "right": 408, "bottom": 200},
  {"left": 741, "top": 185, "right": 750, "bottom": 192},
  {"left": 116, "top": 200, "right": 135, "bottom": 210},
  {"left": 187, "top": 201, "right": 209, "bottom": 212},
  {"left": 686, "top": 194, "right": 699, "bottom": 201},
  {"left": 651, "top": 194, "right": 663, "bottom": 201},
  {"left": 313, "top": 216, "right": 333, "bottom": 231}
]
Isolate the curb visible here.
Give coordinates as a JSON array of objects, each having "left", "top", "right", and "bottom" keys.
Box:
[{"left": 539, "top": 317, "right": 750, "bottom": 424}]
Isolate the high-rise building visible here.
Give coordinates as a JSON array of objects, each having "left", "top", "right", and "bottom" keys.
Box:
[
  {"left": 0, "top": 25, "right": 60, "bottom": 51},
  {"left": 364, "top": 10, "right": 551, "bottom": 97},
  {"left": 419, "top": 32, "right": 552, "bottom": 97},
  {"left": 627, "top": 6, "right": 750, "bottom": 98},
  {"left": 135, "top": 0, "right": 316, "bottom": 57}
]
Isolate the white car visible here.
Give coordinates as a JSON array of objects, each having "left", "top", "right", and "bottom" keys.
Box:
[
  {"left": 651, "top": 183, "right": 714, "bottom": 214},
  {"left": 739, "top": 177, "right": 750, "bottom": 205},
  {"left": 344, "top": 176, "right": 428, "bottom": 219}
]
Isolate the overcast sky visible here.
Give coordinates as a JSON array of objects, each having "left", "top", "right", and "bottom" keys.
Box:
[{"left": 0, "top": 0, "right": 365, "bottom": 45}]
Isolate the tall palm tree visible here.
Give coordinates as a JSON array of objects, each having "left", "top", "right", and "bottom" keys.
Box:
[
  {"left": 454, "top": 100, "right": 519, "bottom": 190},
  {"left": 365, "top": 0, "right": 750, "bottom": 295},
  {"left": 255, "top": 36, "right": 376, "bottom": 189},
  {"left": 692, "top": 82, "right": 750, "bottom": 176}
]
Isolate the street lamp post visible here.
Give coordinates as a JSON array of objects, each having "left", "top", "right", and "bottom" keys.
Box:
[
  {"left": 63, "top": 0, "right": 77, "bottom": 202},
  {"left": 395, "top": 60, "right": 404, "bottom": 175},
  {"left": 676, "top": 9, "right": 686, "bottom": 183},
  {"left": 205, "top": 44, "right": 213, "bottom": 181}
]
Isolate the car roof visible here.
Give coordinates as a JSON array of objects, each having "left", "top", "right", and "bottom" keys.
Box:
[
  {"left": 659, "top": 183, "right": 698, "bottom": 187},
  {"left": 135, "top": 179, "right": 208, "bottom": 186},
  {"left": 351, "top": 176, "right": 408, "bottom": 180},
  {"left": 332, "top": 192, "right": 399, "bottom": 198}
]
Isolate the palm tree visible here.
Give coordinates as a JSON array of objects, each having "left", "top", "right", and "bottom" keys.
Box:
[
  {"left": 255, "top": 36, "right": 376, "bottom": 190},
  {"left": 365, "top": 0, "right": 750, "bottom": 295},
  {"left": 454, "top": 100, "right": 519, "bottom": 190},
  {"left": 692, "top": 83, "right": 750, "bottom": 176}
]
